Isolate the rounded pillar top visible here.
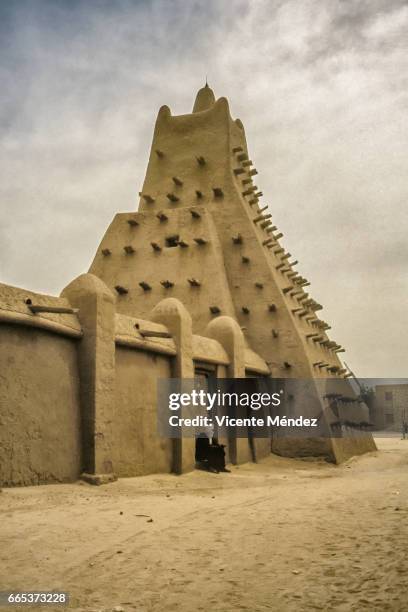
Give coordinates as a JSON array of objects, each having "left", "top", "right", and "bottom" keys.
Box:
[
  {"left": 151, "top": 297, "right": 192, "bottom": 329},
  {"left": 61, "top": 273, "right": 115, "bottom": 303},
  {"left": 192, "top": 83, "right": 216, "bottom": 113}
]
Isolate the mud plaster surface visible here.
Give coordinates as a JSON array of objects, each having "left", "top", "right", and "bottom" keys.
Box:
[{"left": 1, "top": 437, "right": 407, "bottom": 612}]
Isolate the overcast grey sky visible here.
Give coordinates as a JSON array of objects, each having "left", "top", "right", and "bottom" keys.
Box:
[{"left": 0, "top": 0, "right": 407, "bottom": 377}]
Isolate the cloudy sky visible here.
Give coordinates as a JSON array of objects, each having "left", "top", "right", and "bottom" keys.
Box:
[{"left": 0, "top": 0, "right": 407, "bottom": 377}]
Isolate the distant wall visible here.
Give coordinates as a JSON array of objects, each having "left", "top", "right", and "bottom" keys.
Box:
[
  {"left": 373, "top": 384, "right": 408, "bottom": 431},
  {"left": 113, "top": 346, "right": 173, "bottom": 477},
  {"left": 0, "top": 324, "right": 81, "bottom": 486}
]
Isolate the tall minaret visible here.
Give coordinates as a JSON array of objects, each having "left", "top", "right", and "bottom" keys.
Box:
[{"left": 89, "top": 85, "right": 347, "bottom": 381}]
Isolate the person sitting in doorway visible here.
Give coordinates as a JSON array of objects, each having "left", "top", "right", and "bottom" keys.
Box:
[
  {"left": 195, "top": 433, "right": 230, "bottom": 473},
  {"left": 208, "top": 441, "right": 230, "bottom": 473}
]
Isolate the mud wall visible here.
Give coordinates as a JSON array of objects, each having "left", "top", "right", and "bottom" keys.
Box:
[
  {"left": 0, "top": 324, "right": 82, "bottom": 486},
  {"left": 113, "top": 346, "right": 173, "bottom": 476}
]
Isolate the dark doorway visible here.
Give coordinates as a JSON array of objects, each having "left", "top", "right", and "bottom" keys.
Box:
[{"left": 194, "top": 366, "right": 228, "bottom": 473}]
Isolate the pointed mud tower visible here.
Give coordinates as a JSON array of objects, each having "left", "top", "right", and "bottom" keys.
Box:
[{"left": 89, "top": 85, "right": 376, "bottom": 463}]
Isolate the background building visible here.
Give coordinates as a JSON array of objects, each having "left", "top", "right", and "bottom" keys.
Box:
[{"left": 372, "top": 384, "right": 408, "bottom": 431}]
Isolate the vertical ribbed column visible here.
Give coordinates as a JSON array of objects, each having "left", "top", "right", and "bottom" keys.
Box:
[
  {"left": 61, "top": 273, "right": 116, "bottom": 484},
  {"left": 151, "top": 297, "right": 195, "bottom": 474}
]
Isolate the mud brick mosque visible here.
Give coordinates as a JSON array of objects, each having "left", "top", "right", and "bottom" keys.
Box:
[{"left": 0, "top": 85, "right": 375, "bottom": 486}]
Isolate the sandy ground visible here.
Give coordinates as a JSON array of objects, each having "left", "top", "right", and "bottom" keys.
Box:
[{"left": 1, "top": 437, "right": 408, "bottom": 612}]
